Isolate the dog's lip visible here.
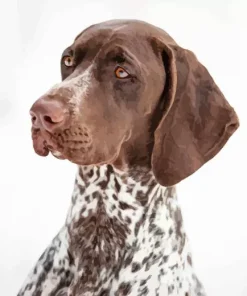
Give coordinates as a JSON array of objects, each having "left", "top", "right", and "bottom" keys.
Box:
[
  {"left": 31, "top": 128, "right": 49, "bottom": 157},
  {"left": 31, "top": 128, "right": 65, "bottom": 159}
]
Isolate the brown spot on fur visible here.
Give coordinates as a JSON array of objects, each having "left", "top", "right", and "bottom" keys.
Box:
[
  {"left": 119, "top": 202, "right": 136, "bottom": 210},
  {"left": 187, "top": 255, "right": 192, "bottom": 266},
  {"left": 131, "top": 262, "right": 141, "bottom": 272},
  {"left": 115, "top": 282, "right": 132, "bottom": 296}
]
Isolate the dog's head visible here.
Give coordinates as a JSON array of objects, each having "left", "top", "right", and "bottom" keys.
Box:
[{"left": 30, "top": 19, "right": 239, "bottom": 186}]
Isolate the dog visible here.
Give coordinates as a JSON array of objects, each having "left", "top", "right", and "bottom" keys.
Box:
[{"left": 18, "top": 19, "right": 239, "bottom": 296}]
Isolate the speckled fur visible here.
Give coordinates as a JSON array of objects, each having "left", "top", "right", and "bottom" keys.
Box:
[{"left": 18, "top": 165, "right": 206, "bottom": 296}]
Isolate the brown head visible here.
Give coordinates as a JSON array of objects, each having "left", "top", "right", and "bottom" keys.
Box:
[{"left": 30, "top": 19, "right": 239, "bottom": 186}]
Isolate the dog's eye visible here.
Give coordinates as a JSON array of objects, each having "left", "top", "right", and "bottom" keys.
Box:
[
  {"left": 63, "top": 56, "right": 74, "bottom": 67},
  {"left": 115, "top": 66, "right": 130, "bottom": 79}
]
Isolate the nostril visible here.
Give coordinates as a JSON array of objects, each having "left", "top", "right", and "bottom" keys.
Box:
[
  {"left": 43, "top": 113, "right": 65, "bottom": 126},
  {"left": 31, "top": 115, "right": 37, "bottom": 124},
  {"left": 30, "top": 111, "right": 38, "bottom": 126},
  {"left": 43, "top": 115, "right": 56, "bottom": 125}
]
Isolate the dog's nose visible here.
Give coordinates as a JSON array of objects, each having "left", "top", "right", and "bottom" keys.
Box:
[{"left": 30, "top": 97, "right": 68, "bottom": 132}]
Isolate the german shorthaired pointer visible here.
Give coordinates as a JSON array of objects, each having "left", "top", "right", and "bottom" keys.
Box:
[{"left": 18, "top": 20, "right": 239, "bottom": 296}]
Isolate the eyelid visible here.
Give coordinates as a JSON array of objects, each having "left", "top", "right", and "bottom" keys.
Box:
[
  {"left": 116, "top": 64, "right": 130, "bottom": 72},
  {"left": 62, "top": 55, "right": 71, "bottom": 59}
]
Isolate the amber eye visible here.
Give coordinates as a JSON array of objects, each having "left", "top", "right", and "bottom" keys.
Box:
[
  {"left": 115, "top": 66, "right": 130, "bottom": 79},
  {"left": 63, "top": 56, "right": 74, "bottom": 67}
]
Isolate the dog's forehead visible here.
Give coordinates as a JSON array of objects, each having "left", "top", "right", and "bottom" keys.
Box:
[
  {"left": 74, "top": 20, "right": 151, "bottom": 41},
  {"left": 69, "top": 20, "right": 175, "bottom": 57},
  {"left": 72, "top": 25, "right": 143, "bottom": 52}
]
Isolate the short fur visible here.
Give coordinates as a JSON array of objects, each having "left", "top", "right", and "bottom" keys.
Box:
[{"left": 18, "top": 20, "right": 239, "bottom": 296}]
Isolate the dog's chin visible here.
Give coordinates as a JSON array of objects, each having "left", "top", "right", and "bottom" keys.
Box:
[{"left": 50, "top": 150, "right": 66, "bottom": 160}]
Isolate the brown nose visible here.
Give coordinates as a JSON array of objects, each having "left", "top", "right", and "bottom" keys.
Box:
[{"left": 30, "top": 97, "right": 68, "bottom": 132}]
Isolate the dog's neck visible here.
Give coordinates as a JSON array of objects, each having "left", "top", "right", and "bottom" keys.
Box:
[
  {"left": 65, "top": 164, "right": 186, "bottom": 272},
  {"left": 66, "top": 164, "right": 176, "bottom": 225}
]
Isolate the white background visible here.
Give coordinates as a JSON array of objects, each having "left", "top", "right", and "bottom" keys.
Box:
[{"left": 1, "top": 0, "right": 247, "bottom": 295}]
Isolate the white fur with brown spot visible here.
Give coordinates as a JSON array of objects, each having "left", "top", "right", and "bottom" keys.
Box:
[{"left": 18, "top": 164, "right": 206, "bottom": 296}]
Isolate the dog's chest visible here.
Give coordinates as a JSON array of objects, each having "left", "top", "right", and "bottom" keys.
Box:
[{"left": 65, "top": 165, "right": 194, "bottom": 295}]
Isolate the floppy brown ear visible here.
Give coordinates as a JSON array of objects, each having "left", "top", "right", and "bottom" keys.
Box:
[{"left": 151, "top": 41, "right": 239, "bottom": 187}]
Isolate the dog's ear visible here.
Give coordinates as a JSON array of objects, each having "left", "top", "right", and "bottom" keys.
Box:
[{"left": 151, "top": 40, "right": 239, "bottom": 187}]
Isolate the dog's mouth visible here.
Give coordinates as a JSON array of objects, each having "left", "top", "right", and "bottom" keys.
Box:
[
  {"left": 31, "top": 127, "right": 93, "bottom": 162},
  {"left": 31, "top": 128, "right": 65, "bottom": 159}
]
